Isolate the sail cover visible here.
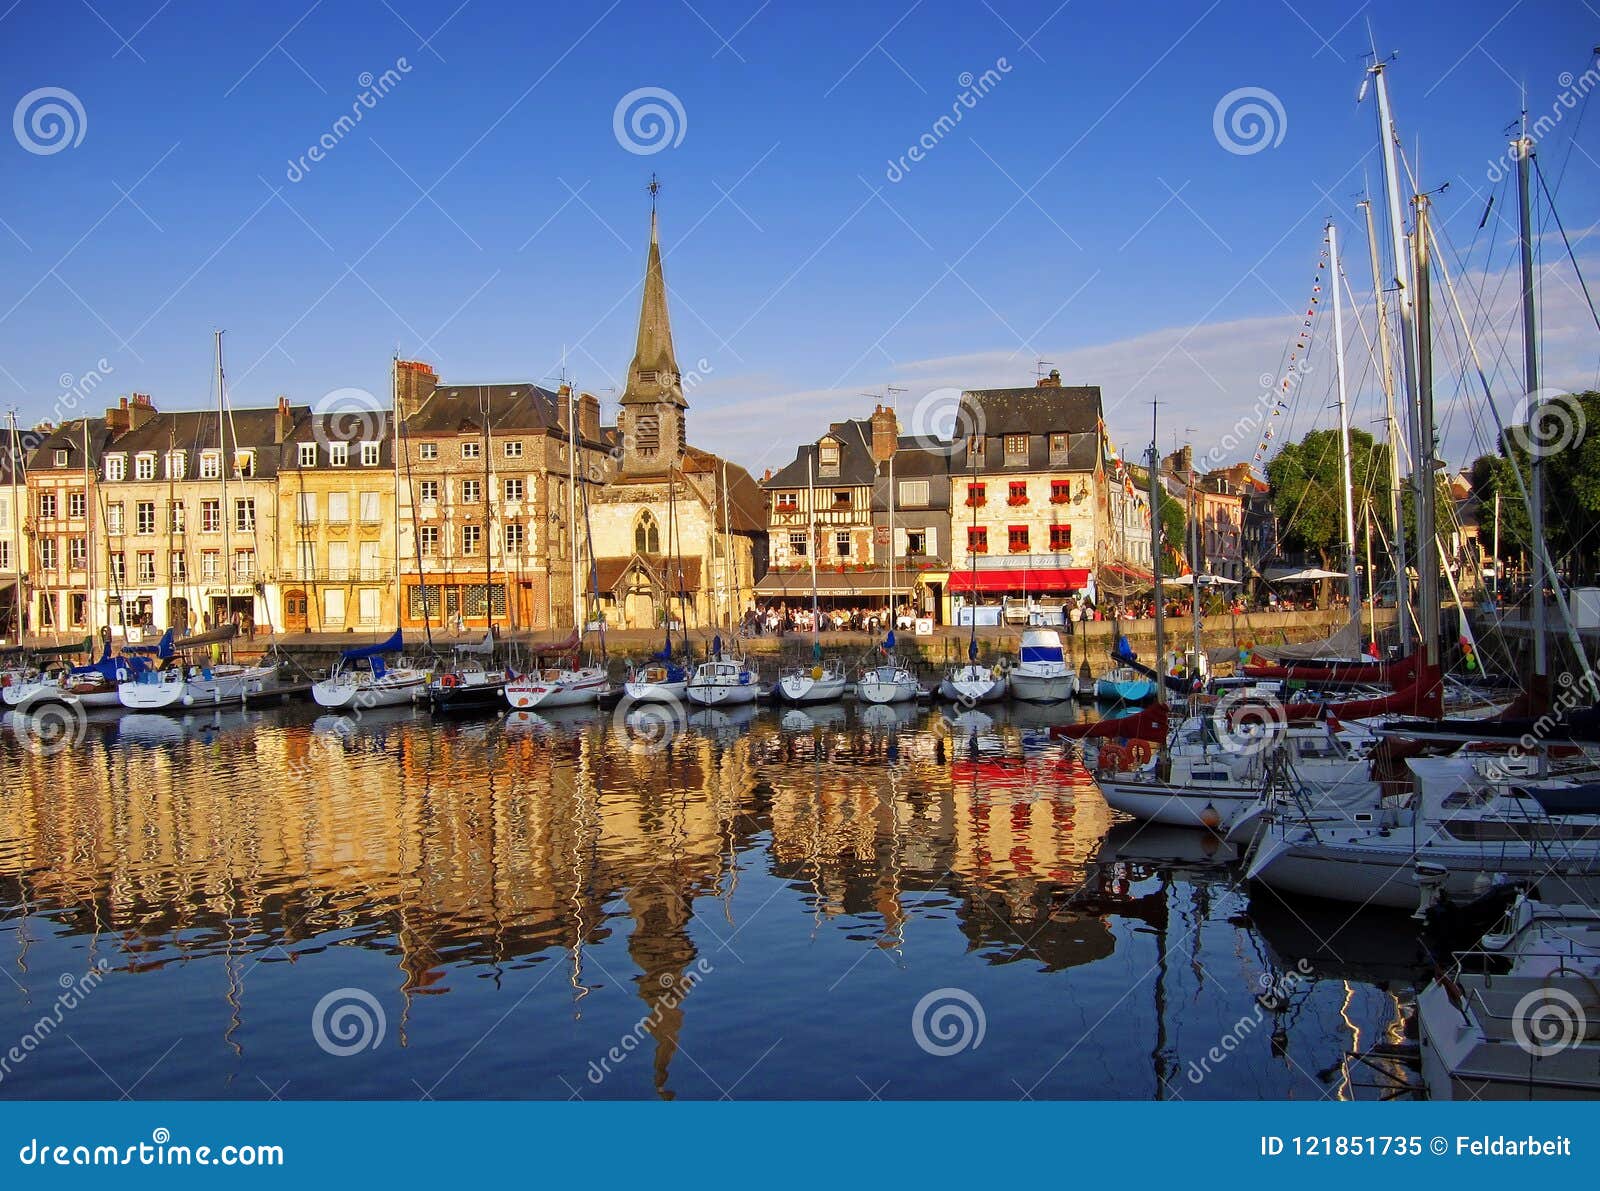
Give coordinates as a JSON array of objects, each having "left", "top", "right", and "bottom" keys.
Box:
[
  {"left": 1249, "top": 614, "right": 1363, "bottom": 661},
  {"left": 340, "top": 629, "right": 403, "bottom": 661}
]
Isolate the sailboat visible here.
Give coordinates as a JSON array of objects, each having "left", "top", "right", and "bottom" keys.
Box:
[
  {"left": 116, "top": 623, "right": 252, "bottom": 710},
  {"left": 625, "top": 463, "right": 694, "bottom": 704},
  {"left": 939, "top": 450, "right": 1006, "bottom": 705},
  {"left": 312, "top": 629, "right": 427, "bottom": 709},
  {"left": 856, "top": 435, "right": 919, "bottom": 704},
  {"left": 777, "top": 451, "right": 846, "bottom": 704},
  {"left": 686, "top": 632, "right": 758, "bottom": 706},
  {"left": 506, "top": 387, "right": 609, "bottom": 711}
]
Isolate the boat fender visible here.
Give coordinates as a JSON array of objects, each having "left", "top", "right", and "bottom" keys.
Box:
[
  {"left": 1199, "top": 803, "right": 1222, "bottom": 830},
  {"left": 1126, "top": 739, "right": 1155, "bottom": 767},
  {"left": 811, "top": 665, "right": 823, "bottom": 680}
]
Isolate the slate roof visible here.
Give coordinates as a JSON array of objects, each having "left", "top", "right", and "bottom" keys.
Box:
[
  {"left": 763, "top": 419, "right": 880, "bottom": 489},
  {"left": 951, "top": 385, "right": 1104, "bottom": 475}
]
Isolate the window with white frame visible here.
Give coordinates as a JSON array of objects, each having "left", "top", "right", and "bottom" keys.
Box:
[
  {"left": 53, "top": 449, "right": 68, "bottom": 468},
  {"left": 171, "top": 551, "right": 186, "bottom": 581},
  {"left": 461, "top": 479, "right": 481, "bottom": 503},
  {"left": 323, "top": 588, "right": 345, "bottom": 624},
  {"left": 503, "top": 478, "right": 523, "bottom": 502},
  {"left": 69, "top": 537, "right": 86, "bottom": 568},
  {"left": 234, "top": 498, "right": 255, "bottom": 533},
  {"left": 419, "top": 480, "right": 439, "bottom": 504},
  {"left": 39, "top": 539, "right": 56, "bottom": 569},
  {"left": 234, "top": 549, "right": 255, "bottom": 578},
  {"left": 296, "top": 542, "right": 315, "bottom": 577},
  {"left": 105, "top": 454, "right": 126, "bottom": 481},
  {"left": 105, "top": 502, "right": 123, "bottom": 534},
  {"left": 359, "top": 441, "right": 380, "bottom": 466},
  {"left": 504, "top": 440, "right": 522, "bottom": 458},
  {"left": 200, "top": 551, "right": 219, "bottom": 580},
  {"left": 359, "top": 491, "right": 381, "bottom": 523},
  {"left": 328, "top": 542, "right": 349, "bottom": 580},
  {"left": 419, "top": 442, "right": 438, "bottom": 460},
  {"left": 166, "top": 451, "right": 187, "bottom": 479},
  {"left": 201, "top": 499, "right": 220, "bottom": 533},
  {"left": 200, "top": 450, "right": 221, "bottom": 479},
  {"left": 37, "top": 493, "right": 56, "bottom": 519},
  {"left": 504, "top": 523, "right": 524, "bottom": 553},
  {"left": 461, "top": 524, "right": 480, "bottom": 555},
  {"left": 461, "top": 440, "right": 480, "bottom": 460},
  {"left": 234, "top": 450, "right": 255, "bottom": 478},
  {"left": 329, "top": 442, "right": 349, "bottom": 467},
  {"left": 419, "top": 525, "right": 438, "bottom": 556},
  {"left": 297, "top": 442, "right": 317, "bottom": 468},
  {"left": 68, "top": 491, "right": 85, "bottom": 519},
  {"left": 358, "top": 588, "right": 379, "bottom": 624},
  {"left": 169, "top": 501, "right": 185, "bottom": 533},
  {"left": 135, "top": 502, "right": 155, "bottom": 535},
  {"left": 136, "top": 552, "right": 155, "bottom": 583},
  {"left": 898, "top": 480, "right": 929, "bottom": 507},
  {"left": 297, "top": 492, "right": 318, "bottom": 523}
]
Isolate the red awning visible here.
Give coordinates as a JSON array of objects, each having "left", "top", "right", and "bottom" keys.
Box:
[{"left": 948, "top": 566, "right": 1090, "bottom": 594}]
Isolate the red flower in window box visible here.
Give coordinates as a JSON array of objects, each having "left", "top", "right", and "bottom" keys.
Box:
[
  {"left": 1049, "top": 490, "right": 1071, "bottom": 504},
  {"left": 1007, "top": 495, "right": 1028, "bottom": 507},
  {"left": 964, "top": 496, "right": 985, "bottom": 508}
]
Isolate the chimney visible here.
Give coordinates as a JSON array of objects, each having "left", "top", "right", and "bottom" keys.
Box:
[
  {"left": 1036, "top": 368, "right": 1062, "bottom": 388},
  {"left": 105, "top": 396, "right": 130, "bottom": 435},
  {"left": 578, "top": 392, "right": 601, "bottom": 443},
  {"left": 869, "top": 403, "right": 898, "bottom": 464},
  {"left": 274, "top": 395, "right": 293, "bottom": 443},
  {"left": 395, "top": 359, "right": 437, "bottom": 421},
  {"left": 128, "top": 393, "right": 157, "bottom": 429}
]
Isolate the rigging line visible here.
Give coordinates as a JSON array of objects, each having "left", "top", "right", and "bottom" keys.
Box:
[
  {"left": 1533, "top": 153, "right": 1600, "bottom": 335},
  {"left": 1551, "top": 54, "right": 1598, "bottom": 201}
]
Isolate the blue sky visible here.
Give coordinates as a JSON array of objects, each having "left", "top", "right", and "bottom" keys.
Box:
[{"left": 1, "top": 0, "right": 1596, "bottom": 478}]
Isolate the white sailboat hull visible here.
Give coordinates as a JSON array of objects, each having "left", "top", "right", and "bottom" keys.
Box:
[
  {"left": 939, "top": 664, "right": 1006, "bottom": 704},
  {"left": 1007, "top": 669, "right": 1073, "bottom": 703},
  {"left": 117, "top": 677, "right": 189, "bottom": 710},
  {"left": 506, "top": 670, "right": 608, "bottom": 710},
  {"left": 1096, "top": 777, "right": 1261, "bottom": 830},
  {"left": 777, "top": 672, "right": 847, "bottom": 704},
  {"left": 686, "top": 679, "right": 759, "bottom": 706},
  {"left": 623, "top": 680, "right": 687, "bottom": 703},
  {"left": 312, "top": 671, "right": 428, "bottom": 710}
]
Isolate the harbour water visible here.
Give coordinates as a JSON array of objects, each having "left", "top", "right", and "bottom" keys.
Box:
[{"left": 0, "top": 702, "right": 1418, "bottom": 1100}]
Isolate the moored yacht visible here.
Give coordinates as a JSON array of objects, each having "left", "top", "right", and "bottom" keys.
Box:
[
  {"left": 1007, "top": 629, "right": 1072, "bottom": 703},
  {"left": 685, "top": 639, "right": 758, "bottom": 707}
]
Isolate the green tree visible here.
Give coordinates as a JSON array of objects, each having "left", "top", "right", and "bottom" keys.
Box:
[
  {"left": 1266, "top": 427, "right": 1395, "bottom": 579},
  {"left": 1130, "top": 465, "right": 1187, "bottom": 576}
]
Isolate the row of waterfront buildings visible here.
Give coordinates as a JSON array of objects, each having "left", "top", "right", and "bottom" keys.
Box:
[{"left": 1, "top": 208, "right": 1277, "bottom": 644}]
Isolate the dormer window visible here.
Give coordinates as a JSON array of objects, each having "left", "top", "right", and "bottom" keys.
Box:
[
  {"left": 234, "top": 449, "right": 255, "bottom": 478},
  {"left": 818, "top": 439, "right": 840, "bottom": 478},
  {"left": 200, "top": 450, "right": 221, "bottom": 479},
  {"left": 967, "top": 436, "right": 985, "bottom": 461},
  {"left": 1004, "top": 434, "right": 1028, "bottom": 463},
  {"left": 360, "top": 441, "right": 380, "bottom": 467},
  {"left": 166, "top": 451, "right": 187, "bottom": 480},
  {"left": 135, "top": 453, "right": 156, "bottom": 480},
  {"left": 53, "top": 449, "right": 68, "bottom": 468},
  {"left": 104, "top": 454, "right": 127, "bottom": 481},
  {"left": 297, "top": 442, "right": 317, "bottom": 468},
  {"left": 329, "top": 442, "right": 348, "bottom": 466}
]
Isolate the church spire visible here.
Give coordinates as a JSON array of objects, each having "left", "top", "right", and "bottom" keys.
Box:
[{"left": 621, "top": 174, "right": 685, "bottom": 410}]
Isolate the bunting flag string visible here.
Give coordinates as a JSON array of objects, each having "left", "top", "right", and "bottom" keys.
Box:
[{"left": 1253, "top": 248, "right": 1329, "bottom": 466}]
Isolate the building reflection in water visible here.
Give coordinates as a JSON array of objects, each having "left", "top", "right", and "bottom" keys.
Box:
[{"left": 0, "top": 704, "right": 1400, "bottom": 1098}]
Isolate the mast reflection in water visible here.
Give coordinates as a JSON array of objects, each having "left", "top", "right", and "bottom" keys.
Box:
[{"left": 0, "top": 703, "right": 1415, "bottom": 1099}]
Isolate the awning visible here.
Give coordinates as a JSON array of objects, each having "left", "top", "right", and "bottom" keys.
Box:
[
  {"left": 755, "top": 569, "right": 897, "bottom": 597},
  {"left": 948, "top": 566, "right": 1089, "bottom": 595}
]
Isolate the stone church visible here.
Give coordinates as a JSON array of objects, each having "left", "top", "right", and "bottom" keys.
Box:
[{"left": 588, "top": 202, "right": 766, "bottom": 632}]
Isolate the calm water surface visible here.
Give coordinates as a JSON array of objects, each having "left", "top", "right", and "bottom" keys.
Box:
[{"left": 0, "top": 700, "right": 1420, "bottom": 1100}]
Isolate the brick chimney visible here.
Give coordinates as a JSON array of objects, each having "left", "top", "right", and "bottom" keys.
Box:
[
  {"left": 104, "top": 396, "right": 130, "bottom": 435},
  {"left": 127, "top": 393, "right": 157, "bottom": 430},
  {"left": 274, "top": 395, "right": 294, "bottom": 443},
  {"left": 395, "top": 359, "right": 437, "bottom": 420},
  {"left": 869, "top": 403, "right": 898, "bottom": 464},
  {"left": 578, "top": 392, "right": 601, "bottom": 443}
]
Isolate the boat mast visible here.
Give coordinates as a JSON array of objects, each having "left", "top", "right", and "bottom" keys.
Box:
[
  {"left": 1147, "top": 404, "right": 1166, "bottom": 706},
  {"left": 1411, "top": 194, "right": 1440, "bottom": 669},
  {"left": 1358, "top": 197, "right": 1409, "bottom": 649},
  {"left": 807, "top": 452, "right": 820, "bottom": 658},
  {"left": 567, "top": 383, "right": 579, "bottom": 637},
  {"left": 886, "top": 434, "right": 896, "bottom": 644},
  {"left": 721, "top": 457, "right": 733, "bottom": 635},
  {"left": 216, "top": 330, "right": 233, "bottom": 662},
  {"left": 9, "top": 411, "right": 23, "bottom": 648},
  {"left": 83, "top": 416, "right": 95, "bottom": 645},
  {"left": 1188, "top": 446, "right": 1201, "bottom": 667},
  {"left": 1327, "top": 221, "right": 1363, "bottom": 618},
  {"left": 1515, "top": 134, "right": 1546, "bottom": 681},
  {"left": 390, "top": 355, "right": 401, "bottom": 631},
  {"left": 1370, "top": 60, "right": 1420, "bottom": 649}
]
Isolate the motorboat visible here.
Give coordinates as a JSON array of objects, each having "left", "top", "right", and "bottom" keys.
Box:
[
  {"left": 312, "top": 631, "right": 429, "bottom": 711},
  {"left": 1419, "top": 894, "right": 1600, "bottom": 1099},
  {"left": 1007, "top": 629, "right": 1072, "bottom": 703},
  {"left": 685, "top": 643, "right": 759, "bottom": 707}
]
